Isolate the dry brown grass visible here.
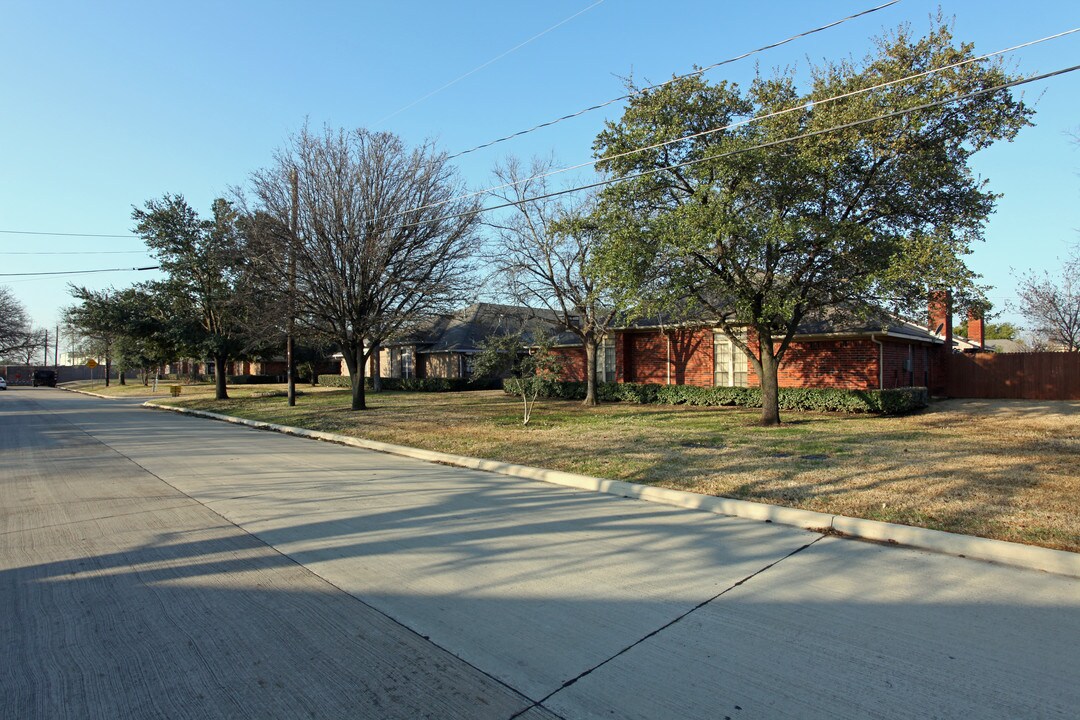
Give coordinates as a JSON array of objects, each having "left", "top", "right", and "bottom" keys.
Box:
[
  {"left": 63, "top": 379, "right": 342, "bottom": 399},
  {"left": 165, "top": 388, "right": 1080, "bottom": 552}
]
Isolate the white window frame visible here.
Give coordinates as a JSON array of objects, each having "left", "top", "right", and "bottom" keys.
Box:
[
  {"left": 595, "top": 337, "right": 616, "bottom": 384},
  {"left": 713, "top": 331, "right": 749, "bottom": 387}
]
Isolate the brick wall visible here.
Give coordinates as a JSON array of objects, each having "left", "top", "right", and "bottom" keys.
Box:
[
  {"left": 620, "top": 329, "right": 714, "bottom": 386},
  {"left": 553, "top": 346, "right": 587, "bottom": 381},
  {"left": 879, "top": 341, "right": 932, "bottom": 389},
  {"left": 556, "top": 331, "right": 939, "bottom": 391},
  {"left": 747, "top": 338, "right": 880, "bottom": 390}
]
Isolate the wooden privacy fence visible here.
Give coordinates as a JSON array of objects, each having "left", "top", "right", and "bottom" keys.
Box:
[{"left": 945, "top": 352, "right": 1080, "bottom": 400}]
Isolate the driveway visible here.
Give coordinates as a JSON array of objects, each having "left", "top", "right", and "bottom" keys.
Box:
[{"left": 3, "top": 388, "right": 1079, "bottom": 719}]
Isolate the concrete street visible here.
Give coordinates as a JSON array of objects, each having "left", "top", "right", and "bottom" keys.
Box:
[{"left": 3, "top": 388, "right": 1078, "bottom": 719}]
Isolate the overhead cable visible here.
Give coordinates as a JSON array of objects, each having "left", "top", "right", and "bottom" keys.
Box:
[
  {"left": 0, "top": 266, "right": 160, "bottom": 278},
  {"left": 445, "top": 0, "right": 901, "bottom": 159},
  {"left": 374, "top": 0, "right": 606, "bottom": 126},
  {"left": 0, "top": 229, "right": 138, "bottom": 239},
  {"left": 0, "top": 250, "right": 150, "bottom": 256},
  {"left": 404, "top": 28, "right": 1079, "bottom": 219},
  {"left": 396, "top": 63, "right": 1080, "bottom": 231}
]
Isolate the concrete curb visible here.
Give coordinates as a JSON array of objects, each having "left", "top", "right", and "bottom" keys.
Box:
[
  {"left": 59, "top": 386, "right": 118, "bottom": 400},
  {"left": 142, "top": 401, "right": 1080, "bottom": 579}
]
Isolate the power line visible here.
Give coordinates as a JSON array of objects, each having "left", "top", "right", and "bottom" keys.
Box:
[
  {"left": 15, "top": 13, "right": 1060, "bottom": 250},
  {"left": 374, "top": 0, "right": 606, "bottom": 126},
  {"left": 3, "top": 3, "right": 899, "bottom": 246},
  {"left": 9, "top": 29, "right": 1071, "bottom": 261},
  {"left": 0, "top": 229, "right": 138, "bottom": 238},
  {"left": 404, "top": 28, "right": 1080, "bottom": 219},
  {"left": 0, "top": 250, "right": 150, "bottom": 256},
  {"left": 446, "top": 0, "right": 901, "bottom": 159},
  {"left": 0, "top": 266, "right": 160, "bottom": 278},
  {"left": 397, "top": 63, "right": 1080, "bottom": 232}
]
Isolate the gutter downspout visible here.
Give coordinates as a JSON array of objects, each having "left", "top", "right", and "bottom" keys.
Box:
[
  {"left": 871, "top": 335, "right": 885, "bottom": 390},
  {"left": 666, "top": 334, "right": 671, "bottom": 385},
  {"left": 658, "top": 313, "right": 671, "bottom": 385}
]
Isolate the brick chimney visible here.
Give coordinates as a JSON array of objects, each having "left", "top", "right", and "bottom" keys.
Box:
[
  {"left": 928, "top": 290, "right": 953, "bottom": 347},
  {"left": 966, "top": 308, "right": 984, "bottom": 349}
]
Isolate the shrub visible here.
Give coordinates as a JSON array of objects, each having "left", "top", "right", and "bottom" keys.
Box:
[
  {"left": 251, "top": 389, "right": 306, "bottom": 398},
  {"left": 317, "top": 374, "right": 503, "bottom": 391},
  {"left": 315, "top": 374, "right": 352, "bottom": 388},
  {"left": 163, "top": 373, "right": 213, "bottom": 383},
  {"left": 226, "top": 374, "right": 279, "bottom": 385},
  {"left": 504, "top": 380, "right": 928, "bottom": 415}
]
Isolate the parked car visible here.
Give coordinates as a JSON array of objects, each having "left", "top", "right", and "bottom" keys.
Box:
[
  {"left": 0, "top": 375, "right": 7, "bottom": 390},
  {"left": 32, "top": 369, "right": 57, "bottom": 387}
]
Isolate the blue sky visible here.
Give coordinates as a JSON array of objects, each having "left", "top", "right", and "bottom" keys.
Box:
[{"left": 2, "top": 1, "right": 1077, "bottom": 336}]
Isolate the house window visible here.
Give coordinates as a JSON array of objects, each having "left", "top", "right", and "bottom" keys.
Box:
[
  {"left": 400, "top": 348, "right": 413, "bottom": 378},
  {"left": 596, "top": 338, "right": 616, "bottom": 383},
  {"left": 713, "top": 332, "right": 748, "bottom": 387},
  {"left": 388, "top": 348, "right": 400, "bottom": 378}
]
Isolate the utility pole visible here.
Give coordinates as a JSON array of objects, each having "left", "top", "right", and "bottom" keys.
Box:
[
  {"left": 287, "top": 167, "right": 298, "bottom": 407},
  {"left": 54, "top": 324, "right": 59, "bottom": 368},
  {"left": 43, "top": 329, "right": 48, "bottom": 366}
]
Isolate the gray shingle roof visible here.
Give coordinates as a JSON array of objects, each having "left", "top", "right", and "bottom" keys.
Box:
[
  {"left": 619, "top": 306, "right": 943, "bottom": 344},
  {"left": 385, "top": 303, "right": 579, "bottom": 353}
]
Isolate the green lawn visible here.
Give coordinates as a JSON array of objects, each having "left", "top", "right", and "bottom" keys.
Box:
[{"left": 157, "top": 385, "right": 1079, "bottom": 552}]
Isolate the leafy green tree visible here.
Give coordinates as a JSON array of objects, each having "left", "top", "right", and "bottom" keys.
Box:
[
  {"left": 67, "top": 284, "right": 176, "bottom": 385},
  {"left": 113, "top": 285, "right": 178, "bottom": 384},
  {"left": 590, "top": 20, "right": 1032, "bottom": 425},
  {"left": 66, "top": 287, "right": 122, "bottom": 386},
  {"left": 471, "top": 331, "right": 563, "bottom": 426},
  {"left": 956, "top": 319, "right": 1020, "bottom": 341},
  {"left": 132, "top": 195, "right": 247, "bottom": 399}
]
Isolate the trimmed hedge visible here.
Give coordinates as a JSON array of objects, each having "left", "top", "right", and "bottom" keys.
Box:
[
  {"left": 226, "top": 374, "right": 279, "bottom": 385},
  {"left": 315, "top": 375, "right": 504, "bottom": 392},
  {"left": 162, "top": 373, "right": 215, "bottom": 383},
  {"left": 315, "top": 374, "right": 352, "bottom": 388},
  {"left": 503, "top": 379, "right": 928, "bottom": 415}
]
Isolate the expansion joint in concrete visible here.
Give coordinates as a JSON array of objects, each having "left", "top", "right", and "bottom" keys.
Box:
[{"left": 521, "top": 534, "right": 827, "bottom": 716}]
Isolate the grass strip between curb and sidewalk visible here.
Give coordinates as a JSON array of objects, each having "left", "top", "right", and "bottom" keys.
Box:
[{"left": 142, "top": 400, "right": 1080, "bottom": 579}]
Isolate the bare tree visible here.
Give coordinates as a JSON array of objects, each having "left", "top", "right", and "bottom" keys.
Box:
[
  {"left": 487, "top": 157, "right": 623, "bottom": 406},
  {"left": 14, "top": 327, "right": 46, "bottom": 365},
  {"left": 0, "top": 286, "right": 33, "bottom": 359},
  {"left": 246, "top": 125, "right": 480, "bottom": 410},
  {"left": 1015, "top": 247, "right": 1080, "bottom": 351}
]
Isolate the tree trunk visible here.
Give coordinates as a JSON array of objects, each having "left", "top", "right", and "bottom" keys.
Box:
[
  {"left": 214, "top": 356, "right": 229, "bottom": 400},
  {"left": 583, "top": 339, "right": 599, "bottom": 406},
  {"left": 119, "top": 371, "right": 126, "bottom": 386},
  {"left": 350, "top": 346, "right": 367, "bottom": 410},
  {"left": 104, "top": 358, "right": 112, "bottom": 388},
  {"left": 758, "top": 338, "right": 781, "bottom": 426},
  {"left": 372, "top": 345, "right": 382, "bottom": 392}
]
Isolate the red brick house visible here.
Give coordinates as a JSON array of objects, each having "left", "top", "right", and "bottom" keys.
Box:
[
  {"left": 340, "top": 303, "right": 576, "bottom": 380},
  {"left": 551, "top": 298, "right": 969, "bottom": 394}
]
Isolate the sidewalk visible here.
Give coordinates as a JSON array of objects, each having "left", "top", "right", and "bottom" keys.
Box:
[
  {"left": 67, "top": 392, "right": 1080, "bottom": 719},
  {"left": 144, "top": 399, "right": 1080, "bottom": 578}
]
